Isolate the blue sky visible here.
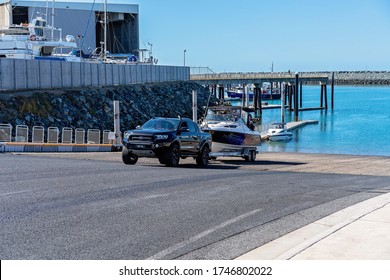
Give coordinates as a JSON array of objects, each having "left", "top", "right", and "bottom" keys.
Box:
[
  {"left": 134, "top": 0, "right": 390, "bottom": 72},
  {"left": 16, "top": 0, "right": 390, "bottom": 72}
]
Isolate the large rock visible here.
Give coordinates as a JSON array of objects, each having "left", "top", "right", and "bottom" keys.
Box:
[{"left": 0, "top": 82, "right": 217, "bottom": 132}]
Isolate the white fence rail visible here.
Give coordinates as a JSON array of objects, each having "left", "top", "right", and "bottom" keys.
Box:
[
  {"left": 47, "top": 127, "right": 59, "bottom": 143},
  {"left": 87, "top": 129, "right": 101, "bottom": 144},
  {"left": 0, "top": 123, "right": 113, "bottom": 145},
  {"left": 0, "top": 124, "right": 12, "bottom": 142},
  {"left": 32, "top": 126, "right": 45, "bottom": 143},
  {"left": 62, "top": 127, "right": 73, "bottom": 144},
  {"left": 16, "top": 125, "right": 28, "bottom": 142},
  {"left": 75, "top": 128, "right": 85, "bottom": 144}
]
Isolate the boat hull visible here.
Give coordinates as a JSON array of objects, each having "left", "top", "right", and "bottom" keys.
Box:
[
  {"left": 226, "top": 91, "right": 254, "bottom": 99},
  {"left": 268, "top": 133, "right": 293, "bottom": 141},
  {"left": 226, "top": 91, "right": 281, "bottom": 100},
  {"left": 204, "top": 129, "right": 261, "bottom": 152}
]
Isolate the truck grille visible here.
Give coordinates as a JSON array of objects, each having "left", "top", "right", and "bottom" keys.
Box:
[{"left": 129, "top": 135, "right": 154, "bottom": 142}]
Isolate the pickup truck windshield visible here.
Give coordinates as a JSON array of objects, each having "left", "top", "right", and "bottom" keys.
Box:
[{"left": 141, "top": 119, "right": 180, "bottom": 130}]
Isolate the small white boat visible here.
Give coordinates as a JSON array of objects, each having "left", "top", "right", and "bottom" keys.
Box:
[{"left": 267, "top": 123, "right": 293, "bottom": 141}]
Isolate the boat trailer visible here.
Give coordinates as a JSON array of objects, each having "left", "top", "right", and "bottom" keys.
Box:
[{"left": 209, "top": 146, "right": 258, "bottom": 162}]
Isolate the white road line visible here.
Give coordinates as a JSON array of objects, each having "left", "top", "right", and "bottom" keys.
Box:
[
  {"left": 0, "top": 190, "right": 31, "bottom": 197},
  {"left": 147, "top": 208, "right": 262, "bottom": 260}
]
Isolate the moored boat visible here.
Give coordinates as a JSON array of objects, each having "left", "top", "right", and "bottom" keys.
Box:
[
  {"left": 0, "top": 17, "right": 80, "bottom": 62},
  {"left": 267, "top": 122, "right": 293, "bottom": 141},
  {"left": 226, "top": 83, "right": 281, "bottom": 100}
]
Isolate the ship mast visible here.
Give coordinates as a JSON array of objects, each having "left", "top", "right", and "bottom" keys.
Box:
[
  {"left": 51, "top": 0, "right": 55, "bottom": 40},
  {"left": 103, "top": 0, "right": 107, "bottom": 60}
]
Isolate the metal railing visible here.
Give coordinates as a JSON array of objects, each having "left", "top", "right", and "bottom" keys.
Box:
[
  {"left": 75, "top": 128, "right": 85, "bottom": 144},
  {"left": 190, "top": 66, "right": 215, "bottom": 75},
  {"left": 47, "top": 127, "right": 59, "bottom": 143},
  {"left": 32, "top": 126, "right": 44, "bottom": 143},
  {"left": 61, "top": 127, "right": 73, "bottom": 144},
  {"left": 102, "top": 130, "right": 111, "bottom": 144},
  {"left": 87, "top": 129, "right": 101, "bottom": 144},
  {"left": 0, "top": 124, "right": 12, "bottom": 142},
  {"left": 16, "top": 125, "right": 28, "bottom": 142},
  {"left": 0, "top": 124, "right": 113, "bottom": 145}
]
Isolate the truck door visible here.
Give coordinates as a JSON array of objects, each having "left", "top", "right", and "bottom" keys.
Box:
[{"left": 178, "top": 121, "right": 196, "bottom": 155}]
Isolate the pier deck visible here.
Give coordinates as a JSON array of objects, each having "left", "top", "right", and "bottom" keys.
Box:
[{"left": 191, "top": 73, "right": 328, "bottom": 85}]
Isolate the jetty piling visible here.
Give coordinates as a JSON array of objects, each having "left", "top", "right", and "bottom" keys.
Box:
[
  {"left": 324, "top": 84, "right": 328, "bottom": 110},
  {"left": 331, "top": 72, "right": 335, "bottom": 109},
  {"left": 218, "top": 85, "right": 224, "bottom": 100},
  {"left": 299, "top": 81, "right": 303, "bottom": 108},
  {"left": 294, "top": 73, "right": 299, "bottom": 121},
  {"left": 288, "top": 84, "right": 293, "bottom": 112}
]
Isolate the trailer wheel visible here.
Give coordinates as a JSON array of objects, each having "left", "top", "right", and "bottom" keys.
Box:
[{"left": 245, "top": 150, "right": 256, "bottom": 162}]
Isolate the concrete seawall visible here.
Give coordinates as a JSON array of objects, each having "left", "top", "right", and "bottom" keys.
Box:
[{"left": 0, "top": 59, "right": 190, "bottom": 91}]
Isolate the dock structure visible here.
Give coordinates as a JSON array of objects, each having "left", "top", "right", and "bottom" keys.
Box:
[
  {"left": 190, "top": 72, "right": 328, "bottom": 86},
  {"left": 191, "top": 72, "right": 334, "bottom": 119}
]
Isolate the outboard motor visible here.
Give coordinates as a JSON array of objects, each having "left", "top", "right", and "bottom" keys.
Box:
[{"left": 128, "top": 55, "right": 138, "bottom": 62}]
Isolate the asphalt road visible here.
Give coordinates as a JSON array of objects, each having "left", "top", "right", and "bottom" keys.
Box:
[{"left": 1, "top": 152, "right": 389, "bottom": 260}]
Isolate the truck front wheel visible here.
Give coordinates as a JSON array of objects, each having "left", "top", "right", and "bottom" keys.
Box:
[
  {"left": 164, "top": 143, "right": 180, "bottom": 167},
  {"left": 122, "top": 147, "right": 138, "bottom": 165}
]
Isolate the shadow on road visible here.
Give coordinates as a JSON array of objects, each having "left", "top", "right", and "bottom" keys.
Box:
[{"left": 218, "top": 159, "right": 306, "bottom": 167}]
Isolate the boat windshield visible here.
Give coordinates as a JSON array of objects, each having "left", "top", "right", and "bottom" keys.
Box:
[
  {"left": 205, "top": 108, "right": 245, "bottom": 123},
  {"left": 141, "top": 119, "right": 179, "bottom": 130},
  {"left": 270, "top": 123, "right": 286, "bottom": 129}
]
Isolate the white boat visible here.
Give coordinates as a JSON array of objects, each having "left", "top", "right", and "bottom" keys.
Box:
[
  {"left": 267, "top": 123, "right": 293, "bottom": 141},
  {"left": 0, "top": 17, "right": 80, "bottom": 62},
  {"left": 201, "top": 106, "right": 261, "bottom": 156}
]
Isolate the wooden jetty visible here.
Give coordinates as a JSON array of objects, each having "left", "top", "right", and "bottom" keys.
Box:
[{"left": 191, "top": 72, "right": 336, "bottom": 119}]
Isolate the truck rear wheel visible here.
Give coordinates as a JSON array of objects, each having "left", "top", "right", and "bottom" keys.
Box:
[{"left": 196, "top": 145, "right": 210, "bottom": 167}]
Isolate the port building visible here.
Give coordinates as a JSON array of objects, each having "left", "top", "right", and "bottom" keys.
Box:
[{"left": 0, "top": 0, "right": 139, "bottom": 55}]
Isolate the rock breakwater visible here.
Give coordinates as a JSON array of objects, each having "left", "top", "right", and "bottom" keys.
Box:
[
  {"left": 303, "top": 71, "right": 390, "bottom": 85},
  {"left": 0, "top": 82, "right": 217, "bottom": 133}
]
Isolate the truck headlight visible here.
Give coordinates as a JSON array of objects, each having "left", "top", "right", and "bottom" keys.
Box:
[{"left": 155, "top": 134, "right": 169, "bottom": 140}]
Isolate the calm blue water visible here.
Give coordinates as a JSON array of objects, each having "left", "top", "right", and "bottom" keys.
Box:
[{"left": 240, "top": 86, "right": 390, "bottom": 156}]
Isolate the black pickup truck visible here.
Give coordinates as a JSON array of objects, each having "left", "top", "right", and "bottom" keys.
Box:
[{"left": 122, "top": 117, "right": 212, "bottom": 167}]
